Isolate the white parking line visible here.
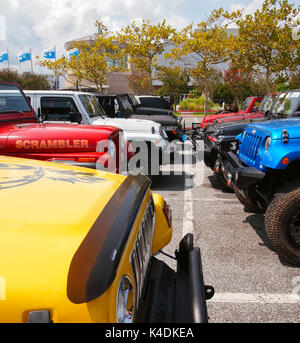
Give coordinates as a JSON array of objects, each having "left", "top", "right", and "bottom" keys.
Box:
[
  {"left": 182, "top": 178, "right": 194, "bottom": 237},
  {"left": 211, "top": 293, "right": 300, "bottom": 304},
  {"left": 182, "top": 142, "right": 195, "bottom": 238}
]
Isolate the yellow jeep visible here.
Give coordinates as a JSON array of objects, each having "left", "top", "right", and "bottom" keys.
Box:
[{"left": 0, "top": 156, "right": 213, "bottom": 323}]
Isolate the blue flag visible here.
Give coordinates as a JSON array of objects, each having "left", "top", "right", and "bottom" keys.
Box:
[
  {"left": 69, "top": 48, "right": 79, "bottom": 58},
  {"left": 43, "top": 48, "right": 55, "bottom": 59},
  {"left": 17, "top": 50, "right": 31, "bottom": 63},
  {"left": 0, "top": 52, "right": 8, "bottom": 62}
]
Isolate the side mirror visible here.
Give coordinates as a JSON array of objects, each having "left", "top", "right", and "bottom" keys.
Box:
[
  {"left": 114, "top": 99, "right": 119, "bottom": 114},
  {"left": 38, "top": 108, "right": 47, "bottom": 122},
  {"left": 70, "top": 112, "right": 82, "bottom": 123}
]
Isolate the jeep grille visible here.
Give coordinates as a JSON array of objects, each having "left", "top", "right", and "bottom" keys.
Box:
[
  {"left": 130, "top": 196, "right": 155, "bottom": 313},
  {"left": 239, "top": 132, "right": 262, "bottom": 164}
]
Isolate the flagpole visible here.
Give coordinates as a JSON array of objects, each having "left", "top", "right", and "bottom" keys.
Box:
[
  {"left": 53, "top": 45, "right": 57, "bottom": 89},
  {"left": 7, "top": 47, "right": 9, "bottom": 69},
  {"left": 30, "top": 48, "right": 33, "bottom": 73}
]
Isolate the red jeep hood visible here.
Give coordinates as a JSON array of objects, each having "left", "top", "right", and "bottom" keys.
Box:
[
  {"left": 2, "top": 123, "right": 120, "bottom": 153},
  {"left": 201, "top": 111, "right": 246, "bottom": 128}
]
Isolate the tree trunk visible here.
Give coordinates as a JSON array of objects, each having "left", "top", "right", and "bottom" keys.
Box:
[
  {"left": 203, "top": 82, "right": 209, "bottom": 118},
  {"left": 265, "top": 68, "right": 272, "bottom": 94}
]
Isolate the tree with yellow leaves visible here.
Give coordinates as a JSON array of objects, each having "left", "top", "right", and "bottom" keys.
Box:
[
  {"left": 38, "top": 22, "right": 126, "bottom": 91},
  {"left": 116, "top": 19, "right": 177, "bottom": 94},
  {"left": 169, "top": 8, "right": 241, "bottom": 116},
  {"left": 232, "top": 0, "right": 300, "bottom": 93}
]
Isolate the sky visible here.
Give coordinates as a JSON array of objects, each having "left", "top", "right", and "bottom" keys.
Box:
[{"left": 0, "top": 0, "right": 299, "bottom": 74}]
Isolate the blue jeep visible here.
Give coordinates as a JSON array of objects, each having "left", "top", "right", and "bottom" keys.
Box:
[{"left": 222, "top": 89, "right": 300, "bottom": 265}]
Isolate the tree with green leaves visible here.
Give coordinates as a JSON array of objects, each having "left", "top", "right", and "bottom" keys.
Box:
[
  {"left": 169, "top": 8, "right": 241, "bottom": 116},
  {"left": 116, "top": 19, "right": 177, "bottom": 94},
  {"left": 232, "top": 0, "right": 300, "bottom": 93},
  {"left": 0, "top": 68, "right": 21, "bottom": 84},
  {"left": 0, "top": 68, "right": 51, "bottom": 89},
  {"left": 21, "top": 72, "right": 51, "bottom": 90},
  {"left": 155, "top": 65, "right": 190, "bottom": 106}
]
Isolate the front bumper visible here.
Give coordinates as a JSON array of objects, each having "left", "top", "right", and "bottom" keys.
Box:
[
  {"left": 136, "top": 234, "right": 214, "bottom": 323},
  {"left": 203, "top": 145, "right": 217, "bottom": 169},
  {"left": 220, "top": 151, "right": 265, "bottom": 190}
]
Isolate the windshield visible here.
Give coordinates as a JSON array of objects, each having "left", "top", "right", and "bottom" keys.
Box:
[
  {"left": 0, "top": 84, "right": 32, "bottom": 113},
  {"left": 127, "top": 93, "right": 139, "bottom": 107},
  {"left": 118, "top": 94, "right": 134, "bottom": 114},
  {"left": 138, "top": 96, "right": 168, "bottom": 109},
  {"left": 258, "top": 95, "right": 274, "bottom": 112},
  {"left": 271, "top": 91, "right": 300, "bottom": 117},
  {"left": 79, "top": 94, "right": 105, "bottom": 118},
  {"left": 241, "top": 97, "right": 253, "bottom": 111}
]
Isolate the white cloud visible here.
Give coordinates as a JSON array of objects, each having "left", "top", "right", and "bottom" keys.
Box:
[
  {"left": 0, "top": 0, "right": 272, "bottom": 73},
  {"left": 0, "top": 16, "right": 6, "bottom": 41},
  {"left": 1, "top": 0, "right": 172, "bottom": 63},
  {"left": 164, "top": 14, "right": 190, "bottom": 30},
  {"left": 230, "top": 0, "right": 265, "bottom": 16}
]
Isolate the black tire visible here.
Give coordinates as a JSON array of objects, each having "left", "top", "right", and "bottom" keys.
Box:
[
  {"left": 265, "top": 187, "right": 300, "bottom": 266},
  {"left": 213, "top": 161, "right": 233, "bottom": 193},
  {"left": 234, "top": 185, "right": 264, "bottom": 213}
]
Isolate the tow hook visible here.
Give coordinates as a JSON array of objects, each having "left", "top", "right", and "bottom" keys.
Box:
[{"left": 226, "top": 172, "right": 232, "bottom": 187}]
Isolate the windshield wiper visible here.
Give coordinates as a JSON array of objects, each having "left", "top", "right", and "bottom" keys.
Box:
[{"left": 268, "top": 112, "right": 280, "bottom": 119}]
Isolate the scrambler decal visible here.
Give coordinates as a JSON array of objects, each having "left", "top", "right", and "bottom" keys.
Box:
[
  {"left": 0, "top": 162, "right": 104, "bottom": 190},
  {"left": 15, "top": 139, "right": 89, "bottom": 149}
]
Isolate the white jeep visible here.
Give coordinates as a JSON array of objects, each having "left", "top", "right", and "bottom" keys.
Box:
[{"left": 24, "top": 90, "right": 174, "bottom": 174}]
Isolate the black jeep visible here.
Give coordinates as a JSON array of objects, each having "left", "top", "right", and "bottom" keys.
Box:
[
  {"left": 203, "top": 93, "right": 279, "bottom": 190},
  {"left": 95, "top": 93, "right": 182, "bottom": 141}
]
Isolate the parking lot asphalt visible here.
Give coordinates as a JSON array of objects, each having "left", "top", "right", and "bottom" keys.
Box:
[{"left": 150, "top": 117, "right": 300, "bottom": 323}]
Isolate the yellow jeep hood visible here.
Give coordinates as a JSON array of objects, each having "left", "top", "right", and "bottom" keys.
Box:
[{"left": 0, "top": 156, "right": 126, "bottom": 322}]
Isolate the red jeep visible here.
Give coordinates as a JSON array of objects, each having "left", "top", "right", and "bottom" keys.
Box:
[
  {"left": 0, "top": 81, "right": 130, "bottom": 172},
  {"left": 200, "top": 96, "right": 264, "bottom": 130}
]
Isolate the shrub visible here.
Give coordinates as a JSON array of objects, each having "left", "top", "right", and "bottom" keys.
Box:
[{"left": 178, "top": 96, "right": 221, "bottom": 112}]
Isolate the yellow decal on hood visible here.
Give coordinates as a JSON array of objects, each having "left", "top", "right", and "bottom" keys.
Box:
[{"left": 15, "top": 140, "right": 89, "bottom": 149}]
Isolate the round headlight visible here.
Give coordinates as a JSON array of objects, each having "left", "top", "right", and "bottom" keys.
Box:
[
  {"left": 108, "top": 139, "right": 116, "bottom": 157},
  {"left": 116, "top": 276, "right": 133, "bottom": 323},
  {"left": 265, "top": 137, "right": 272, "bottom": 151}
]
